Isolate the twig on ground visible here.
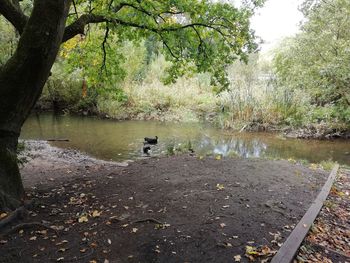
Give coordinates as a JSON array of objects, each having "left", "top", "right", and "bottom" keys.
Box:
[
  {"left": 131, "top": 218, "right": 164, "bottom": 224},
  {"left": 1, "top": 222, "right": 59, "bottom": 237},
  {"left": 209, "top": 206, "right": 214, "bottom": 215}
]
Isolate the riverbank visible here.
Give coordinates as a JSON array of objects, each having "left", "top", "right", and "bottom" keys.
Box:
[
  {"left": 32, "top": 105, "right": 350, "bottom": 140},
  {"left": 0, "top": 140, "right": 330, "bottom": 262}
]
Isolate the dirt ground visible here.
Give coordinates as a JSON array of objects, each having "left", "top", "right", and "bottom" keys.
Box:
[{"left": 0, "top": 141, "right": 328, "bottom": 263}]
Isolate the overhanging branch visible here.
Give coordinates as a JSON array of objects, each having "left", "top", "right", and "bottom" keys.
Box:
[
  {"left": 0, "top": 0, "right": 28, "bottom": 33},
  {"left": 62, "top": 12, "right": 234, "bottom": 43}
]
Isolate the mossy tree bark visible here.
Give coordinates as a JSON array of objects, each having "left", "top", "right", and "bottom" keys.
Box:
[{"left": 0, "top": 0, "right": 71, "bottom": 210}]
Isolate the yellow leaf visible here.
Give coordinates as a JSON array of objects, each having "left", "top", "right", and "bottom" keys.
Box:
[
  {"left": 309, "top": 163, "right": 318, "bottom": 170},
  {"left": 0, "top": 213, "right": 7, "bottom": 219},
  {"left": 78, "top": 215, "right": 89, "bottom": 223},
  {"left": 216, "top": 184, "right": 225, "bottom": 190},
  {"left": 245, "top": 246, "right": 258, "bottom": 255},
  {"left": 92, "top": 210, "right": 101, "bottom": 218},
  {"left": 215, "top": 155, "right": 222, "bottom": 160}
]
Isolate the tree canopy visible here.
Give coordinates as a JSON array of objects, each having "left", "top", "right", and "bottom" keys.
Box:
[
  {"left": 273, "top": 0, "right": 350, "bottom": 123},
  {"left": 1, "top": 0, "right": 265, "bottom": 89}
]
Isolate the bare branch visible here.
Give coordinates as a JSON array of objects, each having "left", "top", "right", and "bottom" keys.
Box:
[
  {"left": 159, "top": 34, "right": 179, "bottom": 60},
  {"left": 0, "top": 0, "right": 28, "bottom": 33},
  {"left": 72, "top": 0, "right": 79, "bottom": 19},
  {"left": 101, "top": 22, "right": 110, "bottom": 72}
]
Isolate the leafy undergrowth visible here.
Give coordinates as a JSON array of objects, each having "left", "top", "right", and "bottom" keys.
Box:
[{"left": 295, "top": 167, "right": 350, "bottom": 262}]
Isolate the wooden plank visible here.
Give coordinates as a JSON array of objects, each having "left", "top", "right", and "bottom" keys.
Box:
[
  {"left": 47, "top": 139, "right": 70, "bottom": 142},
  {"left": 271, "top": 164, "right": 339, "bottom": 263}
]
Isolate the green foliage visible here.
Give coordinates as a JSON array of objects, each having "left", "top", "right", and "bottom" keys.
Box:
[
  {"left": 166, "top": 143, "right": 175, "bottom": 156},
  {"left": 61, "top": 28, "right": 126, "bottom": 89},
  {"left": 319, "top": 160, "right": 337, "bottom": 171},
  {"left": 0, "top": 18, "right": 18, "bottom": 66},
  {"left": 216, "top": 53, "right": 296, "bottom": 128},
  {"left": 273, "top": 0, "right": 350, "bottom": 124},
  {"left": 166, "top": 140, "right": 193, "bottom": 156},
  {"left": 64, "top": 0, "right": 264, "bottom": 89}
]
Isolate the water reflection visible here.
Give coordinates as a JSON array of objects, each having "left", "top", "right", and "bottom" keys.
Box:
[
  {"left": 199, "top": 137, "right": 268, "bottom": 158},
  {"left": 21, "top": 113, "right": 350, "bottom": 165}
]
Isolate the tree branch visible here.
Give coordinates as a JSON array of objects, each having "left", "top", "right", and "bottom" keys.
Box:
[
  {"left": 62, "top": 11, "right": 234, "bottom": 43},
  {"left": 0, "top": 0, "right": 28, "bottom": 33},
  {"left": 101, "top": 22, "right": 110, "bottom": 72}
]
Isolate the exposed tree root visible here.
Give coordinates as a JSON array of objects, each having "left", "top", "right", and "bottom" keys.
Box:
[
  {"left": 0, "top": 190, "right": 21, "bottom": 211},
  {"left": 0, "top": 206, "right": 27, "bottom": 231},
  {"left": 1, "top": 222, "right": 59, "bottom": 237},
  {"left": 131, "top": 218, "right": 164, "bottom": 225}
]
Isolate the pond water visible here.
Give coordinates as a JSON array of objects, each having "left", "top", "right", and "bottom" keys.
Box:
[{"left": 21, "top": 113, "right": 350, "bottom": 165}]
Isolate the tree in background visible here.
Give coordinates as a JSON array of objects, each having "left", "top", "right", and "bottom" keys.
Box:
[
  {"left": 273, "top": 0, "right": 350, "bottom": 125},
  {"left": 0, "top": 0, "right": 264, "bottom": 209}
]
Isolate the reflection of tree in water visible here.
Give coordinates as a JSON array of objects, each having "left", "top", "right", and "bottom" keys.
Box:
[{"left": 195, "top": 136, "right": 267, "bottom": 158}]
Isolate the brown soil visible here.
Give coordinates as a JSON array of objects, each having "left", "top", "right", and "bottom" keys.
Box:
[{"left": 0, "top": 141, "right": 328, "bottom": 263}]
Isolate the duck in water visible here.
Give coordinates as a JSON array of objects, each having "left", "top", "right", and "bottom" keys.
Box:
[
  {"left": 144, "top": 136, "right": 158, "bottom": 144},
  {"left": 143, "top": 145, "right": 151, "bottom": 155}
]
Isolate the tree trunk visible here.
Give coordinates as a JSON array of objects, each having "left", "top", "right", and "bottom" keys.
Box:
[
  {"left": 0, "top": 0, "right": 71, "bottom": 210},
  {"left": 0, "top": 132, "right": 22, "bottom": 210}
]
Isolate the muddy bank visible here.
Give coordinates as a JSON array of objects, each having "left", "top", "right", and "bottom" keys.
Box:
[
  {"left": 18, "top": 141, "right": 129, "bottom": 188},
  {"left": 239, "top": 121, "right": 350, "bottom": 140},
  {"left": 282, "top": 125, "right": 350, "bottom": 140},
  {"left": 1, "top": 141, "right": 329, "bottom": 262}
]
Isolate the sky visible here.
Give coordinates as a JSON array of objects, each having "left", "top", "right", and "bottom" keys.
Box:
[{"left": 251, "top": 0, "right": 304, "bottom": 52}]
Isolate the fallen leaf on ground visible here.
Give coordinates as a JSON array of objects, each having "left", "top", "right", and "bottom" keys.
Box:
[
  {"left": 154, "top": 223, "right": 171, "bottom": 230},
  {"left": 92, "top": 210, "right": 102, "bottom": 217},
  {"left": 90, "top": 242, "right": 98, "bottom": 248},
  {"left": 234, "top": 255, "right": 241, "bottom": 262},
  {"left": 216, "top": 184, "right": 225, "bottom": 190},
  {"left": 0, "top": 213, "right": 7, "bottom": 219},
  {"left": 78, "top": 215, "right": 89, "bottom": 223},
  {"left": 245, "top": 245, "right": 277, "bottom": 260}
]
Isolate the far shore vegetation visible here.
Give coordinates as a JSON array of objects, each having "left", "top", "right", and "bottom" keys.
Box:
[{"left": 1, "top": 0, "right": 349, "bottom": 137}]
